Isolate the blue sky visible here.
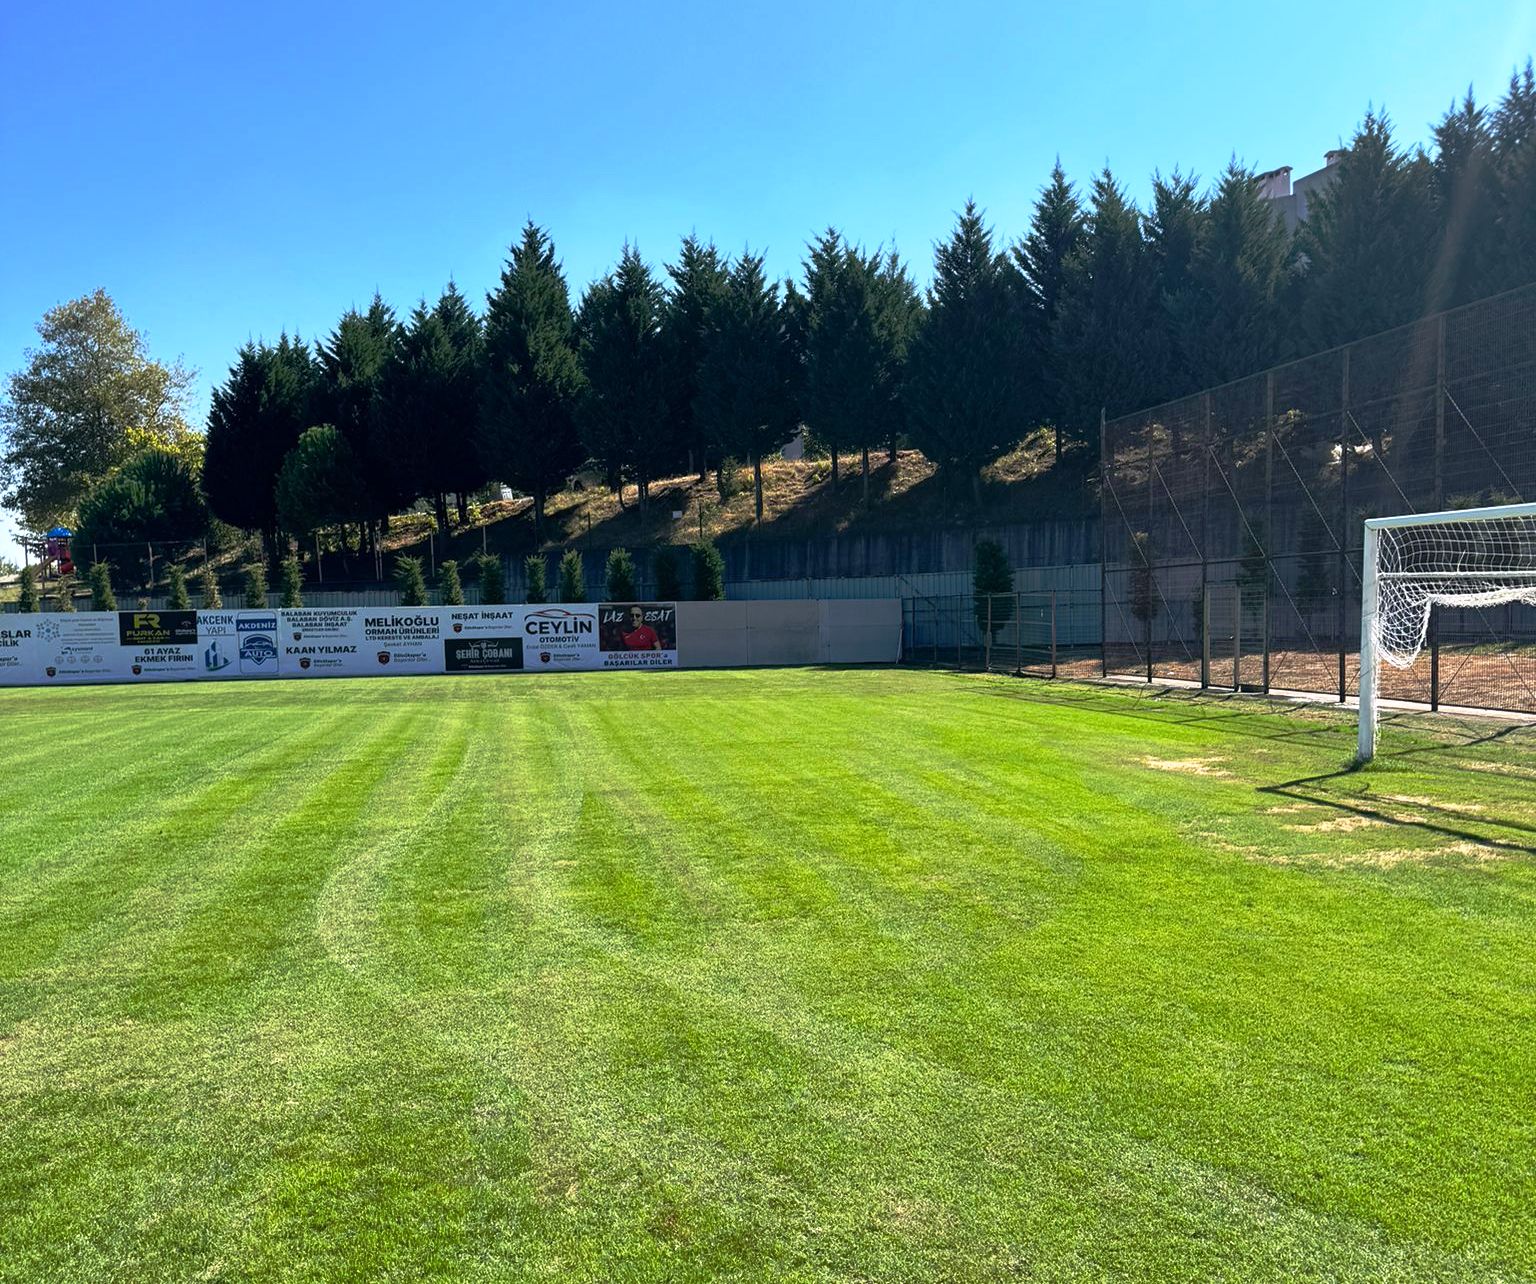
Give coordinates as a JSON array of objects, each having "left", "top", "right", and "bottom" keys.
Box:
[{"left": 2, "top": 0, "right": 1534, "bottom": 563}]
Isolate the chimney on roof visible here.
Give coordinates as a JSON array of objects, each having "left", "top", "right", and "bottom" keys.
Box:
[{"left": 1325, "top": 148, "right": 1347, "bottom": 167}]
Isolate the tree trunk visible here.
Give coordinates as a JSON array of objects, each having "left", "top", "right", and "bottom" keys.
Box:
[
  {"left": 533, "top": 491, "right": 545, "bottom": 543},
  {"left": 435, "top": 493, "right": 450, "bottom": 535},
  {"left": 888, "top": 436, "right": 897, "bottom": 465},
  {"left": 972, "top": 471, "right": 982, "bottom": 506},
  {"left": 1054, "top": 422, "right": 1062, "bottom": 462},
  {"left": 457, "top": 492, "right": 469, "bottom": 525},
  {"left": 753, "top": 456, "right": 764, "bottom": 523},
  {"left": 862, "top": 445, "right": 870, "bottom": 505},
  {"left": 830, "top": 449, "right": 838, "bottom": 489},
  {"left": 616, "top": 482, "right": 626, "bottom": 511}
]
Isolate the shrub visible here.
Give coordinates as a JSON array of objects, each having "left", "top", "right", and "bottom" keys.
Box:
[
  {"left": 653, "top": 547, "right": 683, "bottom": 601},
  {"left": 166, "top": 564, "right": 191, "bottom": 609},
  {"left": 53, "top": 573, "right": 77, "bottom": 612},
  {"left": 691, "top": 539, "right": 725, "bottom": 601},
  {"left": 197, "top": 563, "right": 222, "bottom": 609},
  {"left": 478, "top": 554, "right": 506, "bottom": 606},
  {"left": 524, "top": 554, "right": 548, "bottom": 604},
  {"left": 438, "top": 559, "right": 464, "bottom": 606},
  {"left": 558, "top": 550, "right": 585, "bottom": 603},
  {"left": 605, "top": 547, "right": 636, "bottom": 600},
  {"left": 18, "top": 565, "right": 40, "bottom": 613},
  {"left": 716, "top": 458, "right": 745, "bottom": 502},
  {"left": 394, "top": 556, "right": 428, "bottom": 606},
  {"left": 89, "top": 562, "right": 117, "bottom": 612},
  {"left": 243, "top": 563, "right": 269, "bottom": 609},
  {"left": 280, "top": 555, "right": 303, "bottom": 609}
]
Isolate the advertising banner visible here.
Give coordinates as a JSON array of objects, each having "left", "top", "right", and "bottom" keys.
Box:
[
  {"left": 0, "top": 601, "right": 690, "bottom": 687},
  {"left": 597, "top": 602, "right": 679, "bottom": 669}
]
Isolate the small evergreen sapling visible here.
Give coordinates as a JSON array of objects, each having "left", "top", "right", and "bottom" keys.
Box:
[
  {"left": 394, "top": 556, "right": 428, "bottom": 606},
  {"left": 478, "top": 554, "right": 506, "bottom": 605},
  {"left": 280, "top": 556, "right": 303, "bottom": 609},
  {"left": 691, "top": 539, "right": 725, "bottom": 601},
  {"left": 54, "top": 573, "right": 77, "bottom": 611},
  {"left": 653, "top": 547, "right": 683, "bottom": 600},
  {"left": 438, "top": 559, "right": 464, "bottom": 606},
  {"left": 166, "top": 564, "right": 191, "bottom": 610},
  {"left": 89, "top": 562, "right": 117, "bottom": 612},
  {"left": 605, "top": 547, "right": 636, "bottom": 599},
  {"left": 18, "top": 565, "right": 40, "bottom": 613},
  {"left": 524, "top": 554, "right": 548, "bottom": 604},
  {"left": 558, "top": 550, "right": 585, "bottom": 603},
  {"left": 244, "top": 563, "right": 268, "bottom": 609},
  {"left": 198, "top": 563, "right": 222, "bottom": 609}
]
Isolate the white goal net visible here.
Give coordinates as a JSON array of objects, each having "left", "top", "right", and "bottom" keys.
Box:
[{"left": 1359, "top": 501, "right": 1536, "bottom": 760}]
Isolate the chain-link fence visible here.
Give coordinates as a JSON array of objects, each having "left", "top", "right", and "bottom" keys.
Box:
[
  {"left": 901, "top": 591, "right": 1102, "bottom": 678},
  {"left": 1101, "top": 282, "right": 1536, "bottom": 714}
]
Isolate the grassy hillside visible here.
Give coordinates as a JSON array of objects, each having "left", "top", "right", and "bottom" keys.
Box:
[{"left": 1, "top": 669, "right": 1532, "bottom": 1280}]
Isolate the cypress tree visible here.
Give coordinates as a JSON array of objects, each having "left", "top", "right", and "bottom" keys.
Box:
[
  {"left": 438, "top": 559, "right": 464, "bottom": 606},
  {"left": 557, "top": 550, "right": 585, "bottom": 603},
  {"left": 524, "top": 553, "right": 548, "bottom": 604},
  {"left": 393, "top": 555, "right": 427, "bottom": 606},
  {"left": 1144, "top": 169, "right": 1207, "bottom": 402},
  {"left": 54, "top": 572, "right": 76, "bottom": 611},
  {"left": 88, "top": 561, "right": 116, "bottom": 611},
  {"left": 605, "top": 547, "right": 636, "bottom": 599},
  {"left": 691, "top": 539, "right": 725, "bottom": 601},
  {"left": 1428, "top": 91, "right": 1500, "bottom": 308},
  {"left": 1493, "top": 60, "right": 1536, "bottom": 291},
  {"left": 1015, "top": 162, "right": 1087, "bottom": 459},
  {"left": 973, "top": 537, "right": 1014, "bottom": 651},
  {"left": 280, "top": 555, "right": 303, "bottom": 608},
  {"left": 243, "top": 563, "right": 268, "bottom": 609},
  {"left": 197, "top": 563, "right": 221, "bottom": 609},
  {"left": 480, "top": 223, "right": 586, "bottom": 540},
  {"left": 18, "top": 564, "right": 40, "bottom": 612},
  {"left": 905, "top": 201, "right": 1029, "bottom": 496},
  {"left": 166, "top": 563, "right": 191, "bottom": 610},
  {"left": 477, "top": 553, "right": 506, "bottom": 606}
]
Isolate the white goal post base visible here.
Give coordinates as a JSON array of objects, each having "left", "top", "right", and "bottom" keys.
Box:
[{"left": 1358, "top": 501, "right": 1536, "bottom": 762}]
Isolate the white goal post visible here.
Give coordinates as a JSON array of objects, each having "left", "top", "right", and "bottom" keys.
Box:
[{"left": 1358, "top": 500, "right": 1536, "bottom": 761}]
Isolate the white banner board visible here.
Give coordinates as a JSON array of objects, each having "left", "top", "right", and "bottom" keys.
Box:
[{"left": 0, "top": 602, "right": 685, "bottom": 687}]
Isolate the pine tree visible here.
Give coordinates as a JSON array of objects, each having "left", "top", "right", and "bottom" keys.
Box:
[
  {"left": 577, "top": 246, "right": 670, "bottom": 508},
  {"left": 18, "top": 564, "right": 40, "bottom": 612},
  {"left": 203, "top": 335, "right": 319, "bottom": 559},
  {"left": 279, "top": 555, "right": 303, "bottom": 608},
  {"left": 905, "top": 201, "right": 1029, "bottom": 496},
  {"left": 557, "top": 550, "right": 585, "bottom": 603},
  {"left": 243, "top": 563, "right": 268, "bottom": 609},
  {"left": 870, "top": 250, "right": 923, "bottom": 468},
  {"left": 605, "top": 547, "right": 636, "bottom": 599},
  {"left": 1054, "top": 172, "right": 1161, "bottom": 442},
  {"left": 166, "top": 563, "right": 190, "bottom": 610},
  {"left": 653, "top": 546, "right": 683, "bottom": 600},
  {"left": 477, "top": 553, "right": 506, "bottom": 606},
  {"left": 393, "top": 556, "right": 427, "bottom": 606},
  {"left": 695, "top": 252, "right": 801, "bottom": 521},
  {"left": 88, "top": 561, "right": 116, "bottom": 611},
  {"left": 1428, "top": 91, "right": 1500, "bottom": 308},
  {"left": 316, "top": 295, "right": 404, "bottom": 540},
  {"left": 1296, "top": 111, "right": 1436, "bottom": 350},
  {"left": 1015, "top": 163, "right": 1087, "bottom": 459},
  {"left": 1172, "top": 163, "right": 1292, "bottom": 387},
  {"left": 1144, "top": 169, "right": 1207, "bottom": 402},
  {"left": 1493, "top": 60, "right": 1536, "bottom": 291},
  {"left": 524, "top": 553, "right": 548, "bottom": 604},
  {"left": 197, "top": 563, "right": 221, "bottom": 609},
  {"left": 661, "top": 236, "right": 730, "bottom": 479},
  {"left": 691, "top": 539, "right": 725, "bottom": 601},
  {"left": 438, "top": 559, "right": 464, "bottom": 606},
  {"left": 480, "top": 223, "right": 587, "bottom": 540},
  {"left": 54, "top": 572, "right": 76, "bottom": 611},
  {"left": 379, "top": 285, "right": 486, "bottom": 534}
]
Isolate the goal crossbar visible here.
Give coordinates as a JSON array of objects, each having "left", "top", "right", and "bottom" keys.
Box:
[{"left": 1359, "top": 501, "right": 1536, "bottom": 761}]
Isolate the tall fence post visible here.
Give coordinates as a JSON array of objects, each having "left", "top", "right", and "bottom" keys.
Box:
[
  {"left": 1050, "top": 589, "right": 1058, "bottom": 678},
  {"left": 1099, "top": 409, "right": 1109, "bottom": 679},
  {"left": 1263, "top": 372, "right": 1274, "bottom": 693},
  {"left": 1338, "top": 348, "right": 1351, "bottom": 705}
]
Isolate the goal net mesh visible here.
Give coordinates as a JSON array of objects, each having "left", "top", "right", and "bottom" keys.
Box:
[{"left": 1375, "top": 513, "right": 1536, "bottom": 669}]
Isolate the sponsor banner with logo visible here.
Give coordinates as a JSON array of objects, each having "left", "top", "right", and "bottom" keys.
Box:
[
  {"left": 597, "top": 602, "right": 679, "bottom": 669},
  {"left": 0, "top": 603, "right": 685, "bottom": 686}
]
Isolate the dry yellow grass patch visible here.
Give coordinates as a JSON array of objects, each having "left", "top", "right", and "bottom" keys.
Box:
[{"left": 1141, "top": 757, "right": 1232, "bottom": 777}]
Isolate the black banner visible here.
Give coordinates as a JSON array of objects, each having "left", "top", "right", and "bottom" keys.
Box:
[
  {"left": 444, "top": 636, "right": 524, "bottom": 672},
  {"left": 118, "top": 610, "right": 198, "bottom": 647}
]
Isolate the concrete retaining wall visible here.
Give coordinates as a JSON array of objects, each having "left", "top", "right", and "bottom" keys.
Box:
[{"left": 676, "top": 599, "right": 900, "bottom": 668}]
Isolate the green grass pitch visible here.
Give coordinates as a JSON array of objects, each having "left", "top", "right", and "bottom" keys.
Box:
[{"left": 1, "top": 668, "right": 1533, "bottom": 1282}]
